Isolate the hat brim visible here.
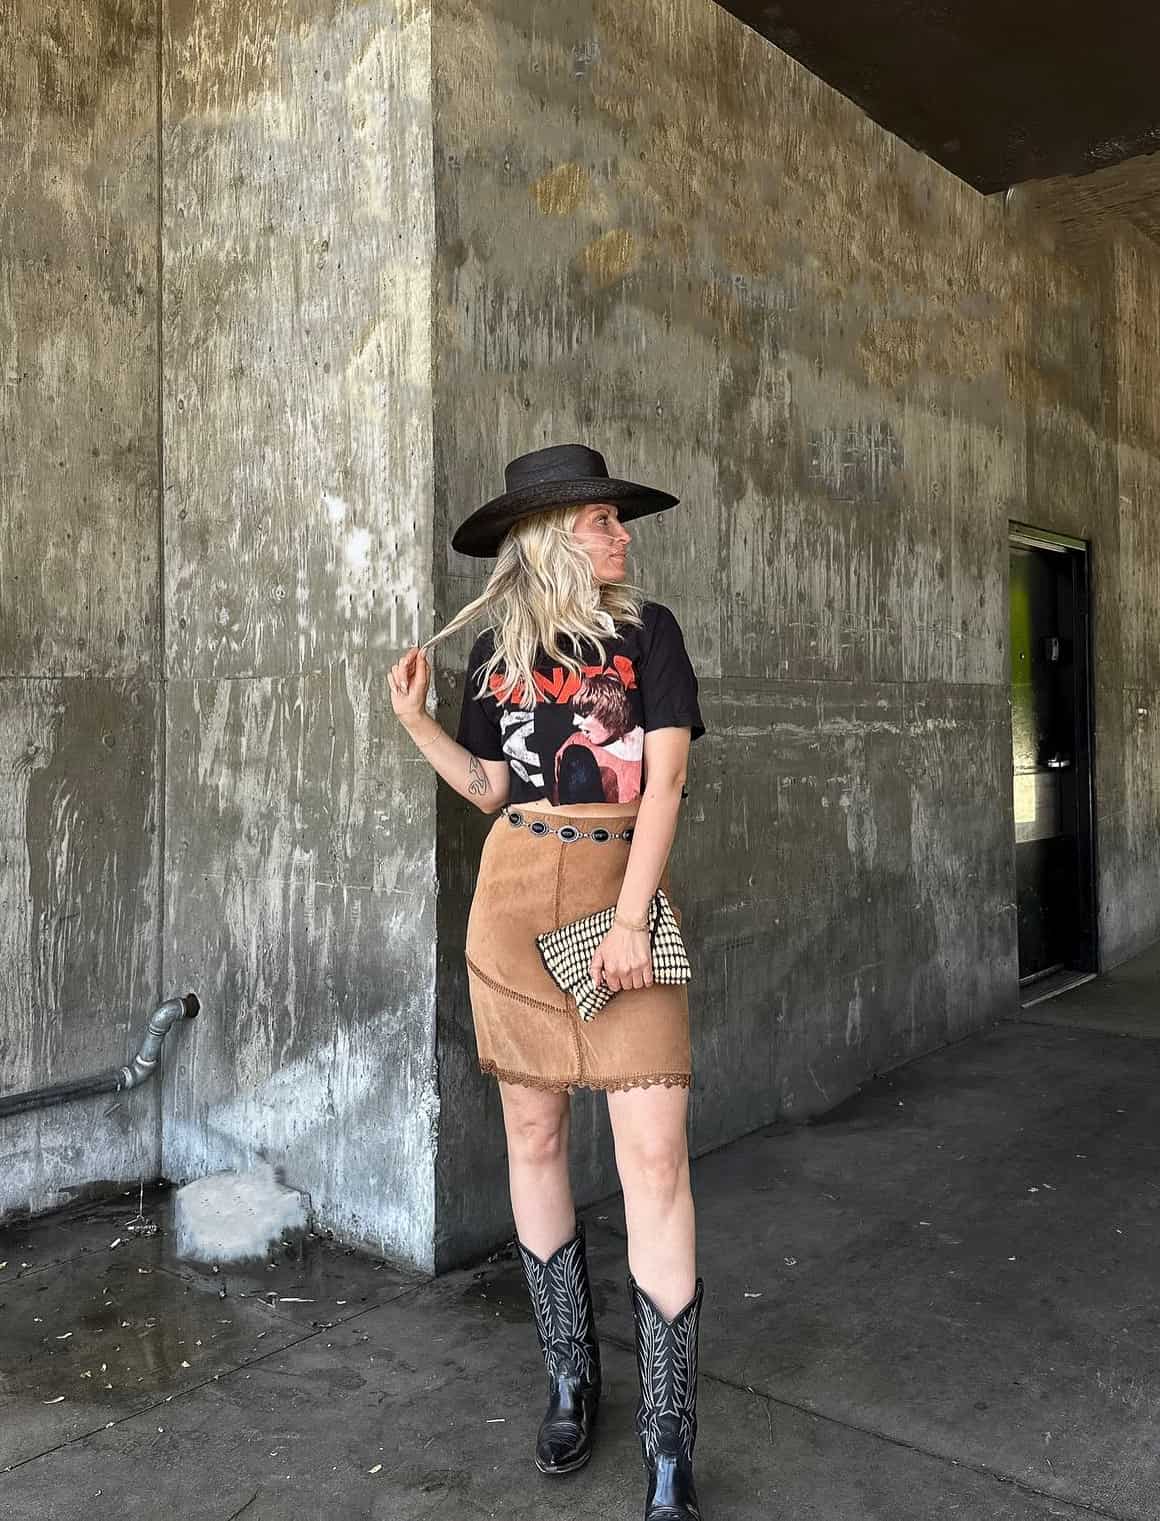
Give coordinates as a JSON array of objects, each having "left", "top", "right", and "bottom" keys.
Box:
[{"left": 451, "top": 477, "right": 680, "bottom": 558}]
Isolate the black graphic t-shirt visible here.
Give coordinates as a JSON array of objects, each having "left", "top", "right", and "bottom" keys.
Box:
[{"left": 455, "top": 601, "right": 706, "bottom": 807}]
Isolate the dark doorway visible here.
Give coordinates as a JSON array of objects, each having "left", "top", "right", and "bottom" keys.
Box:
[{"left": 1009, "top": 526, "right": 1098, "bottom": 998}]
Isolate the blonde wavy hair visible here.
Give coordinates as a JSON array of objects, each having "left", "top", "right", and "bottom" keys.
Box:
[{"left": 423, "top": 504, "right": 645, "bottom": 710}]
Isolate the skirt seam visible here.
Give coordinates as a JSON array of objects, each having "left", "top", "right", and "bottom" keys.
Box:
[
  {"left": 556, "top": 843, "right": 587, "bottom": 1084},
  {"left": 465, "top": 953, "right": 569, "bottom": 1015},
  {"left": 553, "top": 839, "right": 566, "bottom": 930},
  {"left": 571, "top": 998, "right": 586, "bottom": 1083}
]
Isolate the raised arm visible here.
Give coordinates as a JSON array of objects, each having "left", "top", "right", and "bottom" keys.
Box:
[
  {"left": 388, "top": 647, "right": 510, "bottom": 814},
  {"left": 403, "top": 712, "right": 511, "bottom": 814}
]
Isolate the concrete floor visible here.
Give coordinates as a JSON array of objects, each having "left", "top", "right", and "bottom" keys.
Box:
[{"left": 3, "top": 943, "right": 1159, "bottom": 1521}]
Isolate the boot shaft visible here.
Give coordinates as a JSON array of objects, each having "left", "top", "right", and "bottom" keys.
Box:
[
  {"left": 516, "top": 1224, "right": 601, "bottom": 1385},
  {"left": 629, "top": 1275, "right": 704, "bottom": 1464}
]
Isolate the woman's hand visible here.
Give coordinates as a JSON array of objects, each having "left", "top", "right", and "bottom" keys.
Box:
[
  {"left": 387, "top": 647, "right": 430, "bottom": 726},
  {"left": 591, "top": 924, "right": 653, "bottom": 993}
]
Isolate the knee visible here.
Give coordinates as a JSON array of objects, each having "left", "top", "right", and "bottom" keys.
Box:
[
  {"left": 621, "top": 1140, "right": 688, "bottom": 1206},
  {"left": 507, "top": 1113, "right": 567, "bottom": 1169}
]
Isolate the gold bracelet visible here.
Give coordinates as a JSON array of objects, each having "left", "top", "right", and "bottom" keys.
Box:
[{"left": 614, "top": 911, "right": 648, "bottom": 933}]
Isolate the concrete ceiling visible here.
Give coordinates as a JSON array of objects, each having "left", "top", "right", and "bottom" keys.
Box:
[{"left": 723, "top": 0, "right": 1160, "bottom": 195}]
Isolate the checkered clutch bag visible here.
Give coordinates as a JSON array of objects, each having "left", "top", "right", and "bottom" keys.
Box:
[{"left": 535, "top": 889, "right": 691, "bottom": 1021}]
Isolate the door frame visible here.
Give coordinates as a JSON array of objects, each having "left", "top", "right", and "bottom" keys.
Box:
[{"left": 1008, "top": 522, "right": 1100, "bottom": 979}]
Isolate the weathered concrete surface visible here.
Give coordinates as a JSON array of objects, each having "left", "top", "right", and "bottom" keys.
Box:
[
  {"left": 158, "top": 0, "right": 439, "bottom": 1269},
  {"left": 431, "top": 0, "right": 1160, "bottom": 1263},
  {"left": 0, "top": 4, "right": 162, "bottom": 1220},
  {"left": 1014, "top": 152, "right": 1160, "bottom": 258},
  {"left": 5, "top": 0, "right": 1160, "bottom": 1281},
  {"left": 1015, "top": 208, "right": 1160, "bottom": 967},
  {"left": 1104, "top": 235, "right": 1160, "bottom": 963},
  {"left": 5, "top": 952, "right": 1160, "bottom": 1518}
]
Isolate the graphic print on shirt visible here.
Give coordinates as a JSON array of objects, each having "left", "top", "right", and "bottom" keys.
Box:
[
  {"left": 491, "top": 654, "right": 643, "bottom": 805},
  {"left": 498, "top": 707, "right": 544, "bottom": 791},
  {"left": 456, "top": 602, "right": 706, "bottom": 807}
]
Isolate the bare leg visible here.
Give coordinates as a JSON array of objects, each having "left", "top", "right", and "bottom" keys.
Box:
[
  {"left": 606, "top": 1084, "right": 696, "bottom": 1318},
  {"left": 499, "top": 1080, "right": 575, "bottom": 1258}
]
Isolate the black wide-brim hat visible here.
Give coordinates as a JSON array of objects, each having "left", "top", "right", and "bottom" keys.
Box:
[{"left": 451, "top": 443, "right": 680, "bottom": 558}]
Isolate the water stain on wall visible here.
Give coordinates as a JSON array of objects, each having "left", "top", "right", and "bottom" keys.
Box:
[{"left": 530, "top": 161, "right": 592, "bottom": 217}]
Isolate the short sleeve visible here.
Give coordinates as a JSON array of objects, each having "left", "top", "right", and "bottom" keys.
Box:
[
  {"left": 455, "top": 632, "right": 505, "bottom": 761},
  {"left": 638, "top": 604, "right": 706, "bottom": 741}
]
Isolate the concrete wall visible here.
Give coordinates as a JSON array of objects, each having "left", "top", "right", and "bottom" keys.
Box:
[
  {"left": 157, "top": 0, "right": 439, "bottom": 1270},
  {"left": 1, "top": 0, "right": 441, "bottom": 1268},
  {"left": 0, "top": 2, "right": 162, "bottom": 1219},
  {"left": 430, "top": 0, "right": 1160, "bottom": 1264},
  {"left": 1012, "top": 179, "right": 1160, "bottom": 966},
  {"left": 1105, "top": 235, "right": 1160, "bottom": 959},
  {"left": 3, "top": 0, "right": 1158, "bottom": 1274}
]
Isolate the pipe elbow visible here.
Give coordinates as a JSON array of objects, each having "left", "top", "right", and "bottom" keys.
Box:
[{"left": 118, "top": 993, "right": 200, "bottom": 1090}]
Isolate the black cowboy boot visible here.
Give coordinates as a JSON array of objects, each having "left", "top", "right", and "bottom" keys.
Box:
[
  {"left": 629, "top": 1274, "right": 705, "bottom": 1520},
  {"left": 515, "top": 1221, "right": 602, "bottom": 1474}
]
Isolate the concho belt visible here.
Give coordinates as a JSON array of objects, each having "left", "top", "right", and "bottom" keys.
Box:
[{"left": 502, "top": 807, "right": 635, "bottom": 844}]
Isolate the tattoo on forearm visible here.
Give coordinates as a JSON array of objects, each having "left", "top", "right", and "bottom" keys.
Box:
[{"left": 467, "top": 755, "right": 489, "bottom": 797}]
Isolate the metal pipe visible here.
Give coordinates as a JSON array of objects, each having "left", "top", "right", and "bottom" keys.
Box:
[{"left": 0, "top": 994, "right": 200, "bottom": 1120}]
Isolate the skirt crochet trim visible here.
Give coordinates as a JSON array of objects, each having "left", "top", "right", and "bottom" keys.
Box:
[{"left": 478, "top": 1058, "right": 693, "bottom": 1095}]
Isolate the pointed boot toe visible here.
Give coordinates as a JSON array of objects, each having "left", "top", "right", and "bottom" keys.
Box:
[{"left": 535, "top": 1402, "right": 598, "bottom": 1473}]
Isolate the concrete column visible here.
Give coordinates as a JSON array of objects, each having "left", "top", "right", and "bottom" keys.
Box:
[{"left": 158, "top": 0, "right": 439, "bottom": 1270}]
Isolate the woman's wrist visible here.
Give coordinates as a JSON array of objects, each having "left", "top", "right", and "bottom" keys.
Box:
[
  {"left": 613, "top": 909, "right": 649, "bottom": 932},
  {"left": 403, "top": 713, "right": 441, "bottom": 749}
]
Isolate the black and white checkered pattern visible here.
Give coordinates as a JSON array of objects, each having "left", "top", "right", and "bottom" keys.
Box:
[{"left": 536, "top": 888, "right": 692, "bottom": 1021}]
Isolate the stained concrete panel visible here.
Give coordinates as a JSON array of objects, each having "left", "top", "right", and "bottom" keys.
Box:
[
  {"left": 1095, "top": 235, "right": 1160, "bottom": 965},
  {"left": 161, "top": 670, "right": 438, "bottom": 1269},
  {"left": 159, "top": 0, "right": 438, "bottom": 1270},
  {"left": 1015, "top": 152, "right": 1160, "bottom": 259},
  {"left": 1114, "top": 238, "right": 1160, "bottom": 689},
  {"left": 0, "top": 0, "right": 160, "bottom": 679},
  {"left": 0, "top": 1, "right": 161, "bottom": 1225},
  {"left": 162, "top": 0, "right": 433, "bottom": 683},
  {"left": 0, "top": 678, "right": 162, "bottom": 1220},
  {"left": 686, "top": 679, "right": 1015, "bottom": 1149}
]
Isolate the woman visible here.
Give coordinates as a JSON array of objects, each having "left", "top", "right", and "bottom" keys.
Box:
[{"left": 387, "top": 443, "right": 708, "bottom": 1521}]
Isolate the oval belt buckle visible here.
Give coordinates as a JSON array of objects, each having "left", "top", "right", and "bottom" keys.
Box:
[
  {"left": 529, "top": 819, "right": 550, "bottom": 837},
  {"left": 590, "top": 827, "right": 611, "bottom": 844},
  {"left": 507, "top": 810, "right": 523, "bottom": 827},
  {"left": 557, "top": 824, "right": 581, "bottom": 843}
]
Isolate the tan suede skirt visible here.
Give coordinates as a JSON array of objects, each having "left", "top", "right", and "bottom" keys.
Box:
[{"left": 464, "top": 805, "right": 693, "bottom": 1094}]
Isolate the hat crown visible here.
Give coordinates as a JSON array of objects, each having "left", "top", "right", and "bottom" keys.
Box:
[{"left": 504, "top": 444, "right": 610, "bottom": 492}]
